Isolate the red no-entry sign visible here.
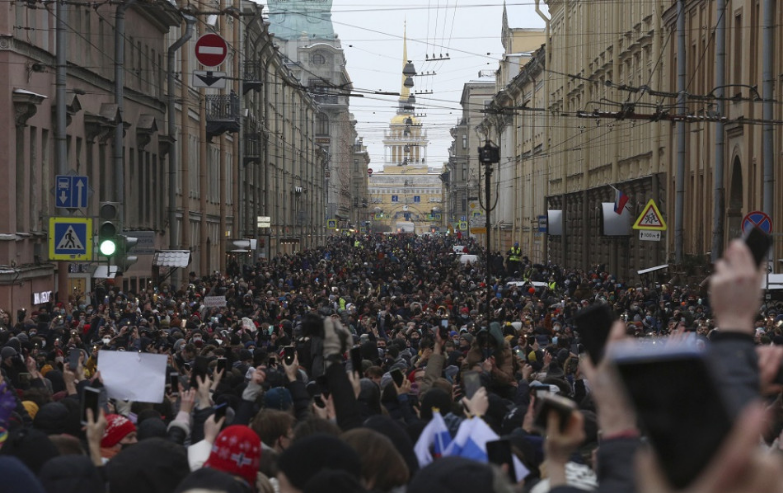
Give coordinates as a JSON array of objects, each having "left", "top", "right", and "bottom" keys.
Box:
[{"left": 195, "top": 34, "right": 228, "bottom": 67}]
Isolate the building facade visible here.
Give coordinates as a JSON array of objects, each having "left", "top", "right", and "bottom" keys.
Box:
[
  {"left": 369, "top": 35, "right": 441, "bottom": 234},
  {"left": 486, "top": 10, "right": 545, "bottom": 253},
  {"left": 446, "top": 80, "right": 496, "bottom": 238},
  {"left": 266, "top": 0, "right": 367, "bottom": 228},
  {"left": 0, "top": 0, "right": 327, "bottom": 310},
  {"left": 472, "top": 0, "right": 783, "bottom": 280}
]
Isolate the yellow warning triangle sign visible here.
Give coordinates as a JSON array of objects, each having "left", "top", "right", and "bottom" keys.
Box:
[{"left": 633, "top": 199, "right": 667, "bottom": 231}]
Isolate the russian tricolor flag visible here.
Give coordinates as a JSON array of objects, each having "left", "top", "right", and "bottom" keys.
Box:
[
  {"left": 414, "top": 411, "right": 453, "bottom": 468},
  {"left": 614, "top": 188, "right": 629, "bottom": 215},
  {"left": 444, "top": 417, "right": 530, "bottom": 481}
]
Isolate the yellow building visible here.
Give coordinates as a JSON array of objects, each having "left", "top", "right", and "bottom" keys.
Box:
[{"left": 368, "top": 30, "right": 443, "bottom": 234}]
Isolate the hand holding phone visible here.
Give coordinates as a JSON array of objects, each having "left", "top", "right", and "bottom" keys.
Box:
[
  {"left": 742, "top": 225, "right": 773, "bottom": 268},
  {"left": 612, "top": 342, "right": 734, "bottom": 489},
  {"left": 486, "top": 439, "right": 517, "bottom": 483},
  {"left": 169, "top": 372, "right": 180, "bottom": 396},
  {"left": 81, "top": 386, "right": 101, "bottom": 425},
  {"left": 283, "top": 347, "right": 296, "bottom": 367},
  {"left": 462, "top": 371, "right": 482, "bottom": 400},
  {"left": 214, "top": 402, "right": 228, "bottom": 422},
  {"left": 68, "top": 348, "right": 81, "bottom": 370},
  {"left": 533, "top": 394, "right": 576, "bottom": 433},
  {"left": 573, "top": 304, "right": 616, "bottom": 365},
  {"left": 390, "top": 368, "right": 404, "bottom": 387},
  {"left": 349, "top": 346, "right": 363, "bottom": 375}
]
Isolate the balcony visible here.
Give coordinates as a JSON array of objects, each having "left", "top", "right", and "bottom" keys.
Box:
[
  {"left": 244, "top": 118, "right": 261, "bottom": 165},
  {"left": 243, "top": 61, "right": 262, "bottom": 94},
  {"left": 206, "top": 93, "right": 240, "bottom": 140}
]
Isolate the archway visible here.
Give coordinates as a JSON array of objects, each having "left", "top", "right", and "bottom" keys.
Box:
[{"left": 727, "top": 156, "right": 744, "bottom": 240}]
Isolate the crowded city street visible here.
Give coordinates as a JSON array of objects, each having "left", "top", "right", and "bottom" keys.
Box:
[{"left": 3, "top": 233, "right": 783, "bottom": 492}]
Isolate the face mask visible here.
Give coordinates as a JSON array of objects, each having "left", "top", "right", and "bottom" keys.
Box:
[{"left": 103, "top": 338, "right": 111, "bottom": 345}]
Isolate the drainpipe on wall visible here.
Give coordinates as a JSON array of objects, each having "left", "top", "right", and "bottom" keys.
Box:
[
  {"left": 167, "top": 14, "right": 196, "bottom": 288},
  {"left": 114, "top": 0, "right": 137, "bottom": 214},
  {"left": 55, "top": 0, "right": 69, "bottom": 303}
]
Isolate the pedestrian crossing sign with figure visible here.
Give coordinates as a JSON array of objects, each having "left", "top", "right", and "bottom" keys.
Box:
[
  {"left": 632, "top": 199, "right": 667, "bottom": 231},
  {"left": 49, "top": 217, "right": 93, "bottom": 261}
]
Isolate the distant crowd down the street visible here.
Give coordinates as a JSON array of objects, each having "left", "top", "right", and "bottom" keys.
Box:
[{"left": 2, "top": 233, "right": 783, "bottom": 493}]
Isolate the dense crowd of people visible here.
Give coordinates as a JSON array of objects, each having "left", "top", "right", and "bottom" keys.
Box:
[{"left": 1, "top": 232, "right": 783, "bottom": 493}]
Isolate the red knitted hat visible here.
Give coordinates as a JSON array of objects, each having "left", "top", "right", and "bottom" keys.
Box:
[
  {"left": 101, "top": 414, "right": 136, "bottom": 448},
  {"left": 204, "top": 425, "right": 261, "bottom": 485}
]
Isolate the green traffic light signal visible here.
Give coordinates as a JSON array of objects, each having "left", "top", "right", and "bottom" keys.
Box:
[
  {"left": 99, "top": 239, "right": 117, "bottom": 256},
  {"left": 98, "top": 202, "right": 120, "bottom": 257}
]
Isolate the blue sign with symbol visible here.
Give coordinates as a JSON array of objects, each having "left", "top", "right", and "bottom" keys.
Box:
[
  {"left": 742, "top": 210, "right": 772, "bottom": 235},
  {"left": 538, "top": 215, "right": 548, "bottom": 233},
  {"left": 56, "top": 175, "right": 89, "bottom": 209},
  {"left": 49, "top": 217, "right": 92, "bottom": 261}
]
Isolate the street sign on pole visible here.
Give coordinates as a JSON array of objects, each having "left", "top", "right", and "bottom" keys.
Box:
[
  {"left": 639, "top": 230, "right": 662, "bottom": 241},
  {"left": 537, "top": 215, "right": 548, "bottom": 233},
  {"left": 49, "top": 217, "right": 92, "bottom": 261},
  {"left": 633, "top": 199, "right": 668, "bottom": 231},
  {"left": 257, "top": 216, "right": 271, "bottom": 228},
  {"left": 195, "top": 34, "right": 228, "bottom": 67},
  {"left": 55, "top": 175, "right": 89, "bottom": 209},
  {"left": 192, "top": 71, "right": 227, "bottom": 89},
  {"left": 742, "top": 210, "right": 772, "bottom": 234}
]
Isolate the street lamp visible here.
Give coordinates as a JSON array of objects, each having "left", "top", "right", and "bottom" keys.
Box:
[{"left": 478, "top": 140, "right": 500, "bottom": 326}]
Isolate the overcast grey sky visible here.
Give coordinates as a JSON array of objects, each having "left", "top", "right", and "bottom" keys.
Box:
[{"left": 322, "top": 1, "right": 548, "bottom": 170}]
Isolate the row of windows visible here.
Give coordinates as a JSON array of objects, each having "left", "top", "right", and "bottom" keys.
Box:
[
  {"left": 373, "top": 195, "right": 442, "bottom": 203},
  {"left": 369, "top": 188, "right": 440, "bottom": 194}
]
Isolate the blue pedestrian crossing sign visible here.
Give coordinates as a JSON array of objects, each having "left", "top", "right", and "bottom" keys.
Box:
[
  {"left": 327, "top": 219, "right": 337, "bottom": 229},
  {"left": 56, "top": 175, "right": 89, "bottom": 209},
  {"left": 49, "top": 217, "right": 92, "bottom": 261}
]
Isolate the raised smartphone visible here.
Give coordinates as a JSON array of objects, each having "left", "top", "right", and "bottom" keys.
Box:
[
  {"left": 573, "top": 303, "right": 616, "bottom": 364},
  {"left": 462, "top": 371, "right": 482, "bottom": 399},
  {"left": 81, "top": 386, "right": 101, "bottom": 425},
  {"left": 533, "top": 393, "right": 576, "bottom": 433},
  {"left": 486, "top": 438, "right": 517, "bottom": 483},
  {"left": 742, "top": 225, "right": 773, "bottom": 268},
  {"left": 612, "top": 342, "right": 734, "bottom": 489}
]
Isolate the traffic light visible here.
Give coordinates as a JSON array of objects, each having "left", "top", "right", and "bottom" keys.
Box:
[
  {"left": 115, "top": 234, "right": 138, "bottom": 274},
  {"left": 98, "top": 202, "right": 120, "bottom": 257}
]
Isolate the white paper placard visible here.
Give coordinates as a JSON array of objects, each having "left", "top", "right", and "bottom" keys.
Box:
[
  {"left": 97, "top": 351, "right": 167, "bottom": 403},
  {"left": 204, "top": 296, "right": 227, "bottom": 307}
]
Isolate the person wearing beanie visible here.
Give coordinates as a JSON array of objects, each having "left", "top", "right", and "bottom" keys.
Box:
[
  {"left": 203, "top": 425, "right": 261, "bottom": 488},
  {"left": 408, "top": 456, "right": 503, "bottom": 493},
  {"left": 175, "top": 468, "right": 262, "bottom": 493},
  {"left": 39, "top": 455, "right": 104, "bottom": 493},
  {"left": 0, "top": 427, "right": 59, "bottom": 474},
  {"left": 0, "top": 456, "right": 46, "bottom": 493},
  {"left": 100, "top": 414, "right": 137, "bottom": 461},
  {"left": 277, "top": 433, "right": 362, "bottom": 493},
  {"left": 263, "top": 386, "right": 294, "bottom": 412},
  {"left": 33, "top": 402, "right": 81, "bottom": 437},
  {"left": 105, "top": 438, "right": 190, "bottom": 493},
  {"left": 22, "top": 401, "right": 39, "bottom": 420}
]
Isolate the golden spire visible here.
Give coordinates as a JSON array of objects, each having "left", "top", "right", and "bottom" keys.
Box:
[{"left": 401, "top": 21, "right": 410, "bottom": 100}]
